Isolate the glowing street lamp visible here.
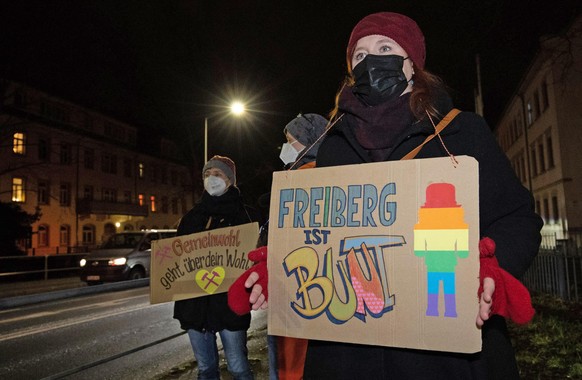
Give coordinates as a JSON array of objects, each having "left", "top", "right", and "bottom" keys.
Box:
[{"left": 204, "top": 101, "right": 246, "bottom": 163}]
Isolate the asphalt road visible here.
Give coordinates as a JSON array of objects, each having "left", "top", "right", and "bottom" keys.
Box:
[{"left": 0, "top": 280, "right": 269, "bottom": 380}]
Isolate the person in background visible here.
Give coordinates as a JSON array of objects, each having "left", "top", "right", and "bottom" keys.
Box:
[
  {"left": 242, "top": 11, "right": 543, "bottom": 380},
  {"left": 274, "top": 113, "right": 328, "bottom": 379},
  {"left": 173, "top": 155, "right": 261, "bottom": 380},
  {"left": 229, "top": 113, "right": 328, "bottom": 380},
  {"left": 279, "top": 113, "right": 328, "bottom": 170}
]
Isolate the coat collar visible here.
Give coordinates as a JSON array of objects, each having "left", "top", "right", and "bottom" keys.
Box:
[{"left": 328, "top": 92, "right": 459, "bottom": 163}]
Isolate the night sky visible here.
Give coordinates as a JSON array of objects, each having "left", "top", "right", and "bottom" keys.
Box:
[{"left": 2, "top": 1, "right": 581, "bottom": 199}]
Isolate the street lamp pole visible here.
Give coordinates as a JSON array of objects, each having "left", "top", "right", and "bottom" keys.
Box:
[{"left": 204, "top": 116, "right": 209, "bottom": 164}]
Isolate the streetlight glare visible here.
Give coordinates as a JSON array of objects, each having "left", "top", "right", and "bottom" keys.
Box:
[
  {"left": 230, "top": 101, "right": 245, "bottom": 116},
  {"left": 204, "top": 101, "right": 247, "bottom": 162}
]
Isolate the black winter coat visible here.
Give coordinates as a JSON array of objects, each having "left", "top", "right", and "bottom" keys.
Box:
[
  {"left": 173, "top": 187, "right": 261, "bottom": 332},
  {"left": 303, "top": 98, "right": 543, "bottom": 379}
]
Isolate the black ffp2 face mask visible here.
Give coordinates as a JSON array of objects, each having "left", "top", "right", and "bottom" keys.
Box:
[{"left": 352, "top": 54, "right": 409, "bottom": 106}]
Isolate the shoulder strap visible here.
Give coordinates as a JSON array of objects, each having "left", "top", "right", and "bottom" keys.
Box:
[{"left": 401, "top": 108, "right": 461, "bottom": 160}]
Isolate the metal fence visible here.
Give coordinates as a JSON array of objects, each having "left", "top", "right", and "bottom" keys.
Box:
[
  {"left": 0, "top": 252, "right": 88, "bottom": 281},
  {"left": 522, "top": 234, "right": 582, "bottom": 302}
]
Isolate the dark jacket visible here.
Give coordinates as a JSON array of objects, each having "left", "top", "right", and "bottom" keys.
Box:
[
  {"left": 173, "top": 186, "right": 261, "bottom": 332},
  {"left": 304, "top": 97, "right": 543, "bottom": 379}
]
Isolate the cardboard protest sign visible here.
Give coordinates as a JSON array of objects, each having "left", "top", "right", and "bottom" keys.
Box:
[
  {"left": 268, "top": 156, "right": 481, "bottom": 353},
  {"left": 150, "top": 222, "right": 259, "bottom": 304}
]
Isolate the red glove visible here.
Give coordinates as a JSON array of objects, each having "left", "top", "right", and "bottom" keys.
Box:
[
  {"left": 228, "top": 246, "right": 268, "bottom": 315},
  {"left": 478, "top": 237, "right": 535, "bottom": 324}
]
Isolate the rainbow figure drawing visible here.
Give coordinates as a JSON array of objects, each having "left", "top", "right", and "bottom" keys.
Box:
[{"left": 414, "top": 183, "right": 469, "bottom": 318}]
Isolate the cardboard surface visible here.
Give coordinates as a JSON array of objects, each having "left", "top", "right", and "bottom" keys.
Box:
[
  {"left": 267, "top": 156, "right": 481, "bottom": 353},
  {"left": 150, "top": 222, "right": 259, "bottom": 304}
]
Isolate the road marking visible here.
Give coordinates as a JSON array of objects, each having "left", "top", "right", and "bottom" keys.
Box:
[
  {"left": 0, "top": 294, "right": 149, "bottom": 324},
  {"left": 0, "top": 301, "right": 168, "bottom": 342}
]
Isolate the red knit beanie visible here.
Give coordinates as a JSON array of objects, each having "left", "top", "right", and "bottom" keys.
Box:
[{"left": 347, "top": 12, "right": 426, "bottom": 69}]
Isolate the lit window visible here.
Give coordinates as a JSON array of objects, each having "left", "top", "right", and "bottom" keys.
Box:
[
  {"left": 12, "top": 177, "right": 25, "bottom": 202},
  {"left": 138, "top": 194, "right": 144, "bottom": 206},
  {"left": 138, "top": 162, "right": 145, "bottom": 179},
  {"left": 13, "top": 133, "right": 26, "bottom": 155},
  {"left": 150, "top": 195, "right": 156, "bottom": 212}
]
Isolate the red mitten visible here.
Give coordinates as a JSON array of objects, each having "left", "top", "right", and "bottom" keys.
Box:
[
  {"left": 228, "top": 246, "right": 268, "bottom": 315},
  {"left": 478, "top": 237, "right": 535, "bottom": 324}
]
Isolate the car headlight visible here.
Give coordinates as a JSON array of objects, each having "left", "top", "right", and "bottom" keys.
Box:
[
  {"left": 109, "top": 257, "right": 127, "bottom": 266},
  {"left": 80, "top": 259, "right": 86, "bottom": 267}
]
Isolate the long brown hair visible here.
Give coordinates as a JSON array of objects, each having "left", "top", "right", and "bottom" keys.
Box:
[{"left": 328, "top": 64, "right": 447, "bottom": 122}]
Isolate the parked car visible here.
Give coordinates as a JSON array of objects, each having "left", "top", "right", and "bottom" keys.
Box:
[{"left": 80, "top": 229, "right": 176, "bottom": 285}]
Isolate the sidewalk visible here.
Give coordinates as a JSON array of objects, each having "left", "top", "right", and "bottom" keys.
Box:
[{"left": 0, "top": 276, "right": 87, "bottom": 298}]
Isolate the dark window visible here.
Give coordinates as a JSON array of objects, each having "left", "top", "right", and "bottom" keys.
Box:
[
  {"left": 546, "top": 134, "right": 555, "bottom": 168},
  {"left": 551, "top": 196, "right": 559, "bottom": 222},
  {"left": 538, "top": 141, "right": 546, "bottom": 172},
  {"left": 60, "top": 143, "right": 72, "bottom": 165},
  {"left": 38, "top": 225, "right": 49, "bottom": 247},
  {"left": 60, "top": 225, "right": 70, "bottom": 246},
  {"left": 123, "top": 158, "right": 132, "bottom": 178},
  {"left": 541, "top": 80, "right": 549, "bottom": 111},
  {"left": 102, "top": 188, "right": 117, "bottom": 202},
  {"left": 82, "top": 225, "right": 95, "bottom": 245},
  {"left": 533, "top": 90, "right": 541, "bottom": 120},
  {"left": 84, "top": 149, "right": 94, "bottom": 169},
  {"left": 543, "top": 198, "right": 550, "bottom": 223},
  {"left": 530, "top": 146, "right": 538, "bottom": 177},
  {"left": 151, "top": 165, "right": 158, "bottom": 183},
  {"left": 161, "top": 168, "right": 168, "bottom": 184},
  {"left": 161, "top": 196, "right": 169, "bottom": 213},
  {"left": 38, "top": 138, "right": 50, "bottom": 161},
  {"left": 84, "top": 185, "right": 94, "bottom": 200},
  {"left": 38, "top": 180, "right": 50, "bottom": 205},
  {"left": 60, "top": 182, "right": 71, "bottom": 206},
  {"left": 101, "top": 154, "right": 117, "bottom": 174}
]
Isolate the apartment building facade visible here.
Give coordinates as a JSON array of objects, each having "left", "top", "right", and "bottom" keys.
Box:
[
  {"left": 494, "top": 15, "right": 582, "bottom": 240},
  {"left": 0, "top": 80, "right": 195, "bottom": 255}
]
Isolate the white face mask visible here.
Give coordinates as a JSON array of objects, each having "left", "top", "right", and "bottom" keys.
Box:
[
  {"left": 279, "top": 143, "right": 299, "bottom": 165},
  {"left": 204, "top": 175, "right": 228, "bottom": 196}
]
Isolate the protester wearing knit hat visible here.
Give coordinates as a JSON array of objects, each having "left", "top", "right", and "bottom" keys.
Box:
[
  {"left": 281, "top": 113, "right": 328, "bottom": 169},
  {"left": 243, "top": 11, "right": 542, "bottom": 380},
  {"left": 203, "top": 155, "right": 236, "bottom": 186},
  {"left": 228, "top": 112, "right": 328, "bottom": 379},
  {"left": 173, "top": 154, "right": 261, "bottom": 380},
  {"left": 346, "top": 12, "right": 425, "bottom": 70}
]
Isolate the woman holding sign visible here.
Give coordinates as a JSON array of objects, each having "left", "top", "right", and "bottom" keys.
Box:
[
  {"left": 173, "top": 155, "right": 261, "bottom": 380},
  {"left": 242, "top": 11, "right": 542, "bottom": 380}
]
